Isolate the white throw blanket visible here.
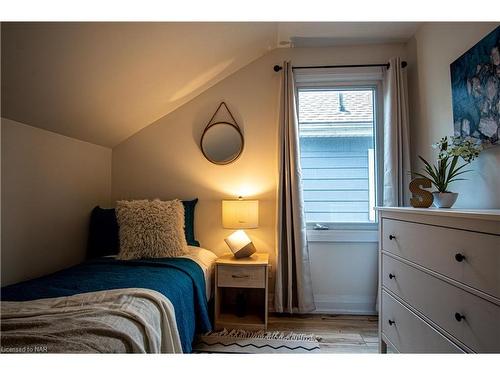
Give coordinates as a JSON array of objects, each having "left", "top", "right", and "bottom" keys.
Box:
[{"left": 0, "top": 288, "right": 182, "bottom": 353}]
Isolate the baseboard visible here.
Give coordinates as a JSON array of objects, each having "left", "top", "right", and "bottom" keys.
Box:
[
  {"left": 268, "top": 293, "right": 377, "bottom": 315},
  {"left": 312, "top": 294, "right": 377, "bottom": 315}
]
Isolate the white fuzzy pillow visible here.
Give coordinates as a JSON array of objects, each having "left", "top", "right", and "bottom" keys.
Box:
[{"left": 116, "top": 199, "right": 188, "bottom": 260}]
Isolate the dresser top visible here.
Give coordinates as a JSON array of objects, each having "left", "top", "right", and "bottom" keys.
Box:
[
  {"left": 377, "top": 207, "right": 500, "bottom": 221},
  {"left": 216, "top": 253, "right": 269, "bottom": 266}
]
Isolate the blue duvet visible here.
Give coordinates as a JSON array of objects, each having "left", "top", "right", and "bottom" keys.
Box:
[{"left": 0, "top": 257, "right": 212, "bottom": 353}]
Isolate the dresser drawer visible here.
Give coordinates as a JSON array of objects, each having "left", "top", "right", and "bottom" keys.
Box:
[
  {"left": 217, "top": 265, "right": 266, "bottom": 288},
  {"left": 382, "top": 218, "right": 500, "bottom": 299},
  {"left": 383, "top": 254, "right": 500, "bottom": 352},
  {"left": 382, "top": 290, "right": 462, "bottom": 353}
]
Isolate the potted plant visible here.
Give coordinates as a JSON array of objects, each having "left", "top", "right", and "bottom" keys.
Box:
[{"left": 414, "top": 136, "right": 482, "bottom": 208}]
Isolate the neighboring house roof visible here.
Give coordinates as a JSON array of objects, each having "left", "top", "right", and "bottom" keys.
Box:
[
  {"left": 299, "top": 90, "right": 374, "bottom": 123},
  {"left": 298, "top": 90, "right": 374, "bottom": 137}
]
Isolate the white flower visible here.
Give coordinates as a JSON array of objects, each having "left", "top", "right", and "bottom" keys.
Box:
[{"left": 434, "top": 135, "right": 482, "bottom": 163}]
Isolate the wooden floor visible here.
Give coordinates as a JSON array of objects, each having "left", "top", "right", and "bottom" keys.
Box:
[{"left": 267, "top": 314, "right": 379, "bottom": 353}]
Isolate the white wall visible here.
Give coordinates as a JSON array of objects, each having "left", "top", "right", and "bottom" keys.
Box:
[
  {"left": 310, "top": 242, "right": 378, "bottom": 314},
  {"left": 112, "top": 43, "right": 407, "bottom": 313},
  {"left": 112, "top": 48, "right": 281, "bottom": 271},
  {"left": 407, "top": 22, "right": 500, "bottom": 209},
  {"left": 1, "top": 118, "right": 112, "bottom": 286}
]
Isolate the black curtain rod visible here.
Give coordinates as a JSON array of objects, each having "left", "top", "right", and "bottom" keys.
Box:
[{"left": 273, "top": 61, "right": 407, "bottom": 72}]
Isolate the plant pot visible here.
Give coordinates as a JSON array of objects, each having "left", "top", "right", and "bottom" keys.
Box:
[{"left": 432, "top": 192, "right": 459, "bottom": 208}]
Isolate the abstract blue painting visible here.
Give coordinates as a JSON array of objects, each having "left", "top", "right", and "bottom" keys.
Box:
[{"left": 450, "top": 26, "right": 500, "bottom": 145}]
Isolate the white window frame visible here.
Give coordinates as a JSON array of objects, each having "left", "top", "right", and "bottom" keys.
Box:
[{"left": 295, "top": 70, "right": 384, "bottom": 241}]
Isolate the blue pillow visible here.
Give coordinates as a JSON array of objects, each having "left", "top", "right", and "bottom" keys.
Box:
[
  {"left": 87, "top": 206, "right": 120, "bottom": 259},
  {"left": 182, "top": 198, "right": 200, "bottom": 247},
  {"left": 87, "top": 199, "right": 200, "bottom": 258}
]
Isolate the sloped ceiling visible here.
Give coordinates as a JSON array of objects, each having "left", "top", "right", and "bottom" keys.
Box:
[
  {"left": 1, "top": 22, "right": 278, "bottom": 147},
  {"left": 1, "top": 22, "right": 420, "bottom": 147}
]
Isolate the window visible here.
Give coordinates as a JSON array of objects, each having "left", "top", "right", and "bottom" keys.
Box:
[{"left": 298, "top": 87, "right": 379, "bottom": 226}]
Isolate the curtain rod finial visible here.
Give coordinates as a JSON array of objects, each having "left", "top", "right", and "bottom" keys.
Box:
[{"left": 273, "top": 65, "right": 283, "bottom": 72}]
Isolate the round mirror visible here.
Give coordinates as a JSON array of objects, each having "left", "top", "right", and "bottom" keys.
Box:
[{"left": 200, "top": 121, "right": 244, "bottom": 165}]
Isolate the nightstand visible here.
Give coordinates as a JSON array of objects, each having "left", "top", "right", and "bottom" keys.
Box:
[{"left": 214, "top": 253, "right": 269, "bottom": 330}]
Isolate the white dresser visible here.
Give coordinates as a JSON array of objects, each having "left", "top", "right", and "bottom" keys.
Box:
[{"left": 378, "top": 207, "right": 500, "bottom": 353}]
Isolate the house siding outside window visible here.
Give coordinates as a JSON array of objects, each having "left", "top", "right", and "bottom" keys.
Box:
[{"left": 298, "top": 89, "right": 376, "bottom": 224}]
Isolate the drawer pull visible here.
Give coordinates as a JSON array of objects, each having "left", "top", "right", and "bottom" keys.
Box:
[
  {"left": 454, "top": 313, "right": 466, "bottom": 322},
  {"left": 454, "top": 253, "right": 466, "bottom": 262},
  {"left": 388, "top": 319, "right": 396, "bottom": 326},
  {"left": 231, "top": 274, "right": 250, "bottom": 279},
  {"left": 389, "top": 234, "right": 396, "bottom": 240},
  {"left": 389, "top": 273, "right": 396, "bottom": 280}
]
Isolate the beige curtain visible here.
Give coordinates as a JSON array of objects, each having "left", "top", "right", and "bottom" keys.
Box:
[
  {"left": 377, "top": 57, "right": 411, "bottom": 312},
  {"left": 383, "top": 57, "right": 411, "bottom": 207},
  {"left": 274, "top": 61, "right": 315, "bottom": 314}
]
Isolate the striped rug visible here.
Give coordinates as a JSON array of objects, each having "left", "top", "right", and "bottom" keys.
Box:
[{"left": 194, "top": 329, "right": 321, "bottom": 354}]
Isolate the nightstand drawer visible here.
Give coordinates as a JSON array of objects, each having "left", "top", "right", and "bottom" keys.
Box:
[{"left": 217, "top": 265, "right": 266, "bottom": 288}]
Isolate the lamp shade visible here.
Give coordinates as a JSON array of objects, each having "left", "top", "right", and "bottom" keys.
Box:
[
  {"left": 224, "top": 229, "right": 257, "bottom": 258},
  {"left": 222, "top": 199, "right": 259, "bottom": 229}
]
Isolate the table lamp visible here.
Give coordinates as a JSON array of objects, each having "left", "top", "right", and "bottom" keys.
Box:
[{"left": 222, "top": 198, "right": 259, "bottom": 258}]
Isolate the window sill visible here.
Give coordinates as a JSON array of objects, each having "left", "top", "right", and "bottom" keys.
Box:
[{"left": 306, "top": 229, "right": 378, "bottom": 243}]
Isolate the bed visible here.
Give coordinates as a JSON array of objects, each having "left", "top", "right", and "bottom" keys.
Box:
[{"left": 0, "top": 246, "right": 218, "bottom": 353}]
